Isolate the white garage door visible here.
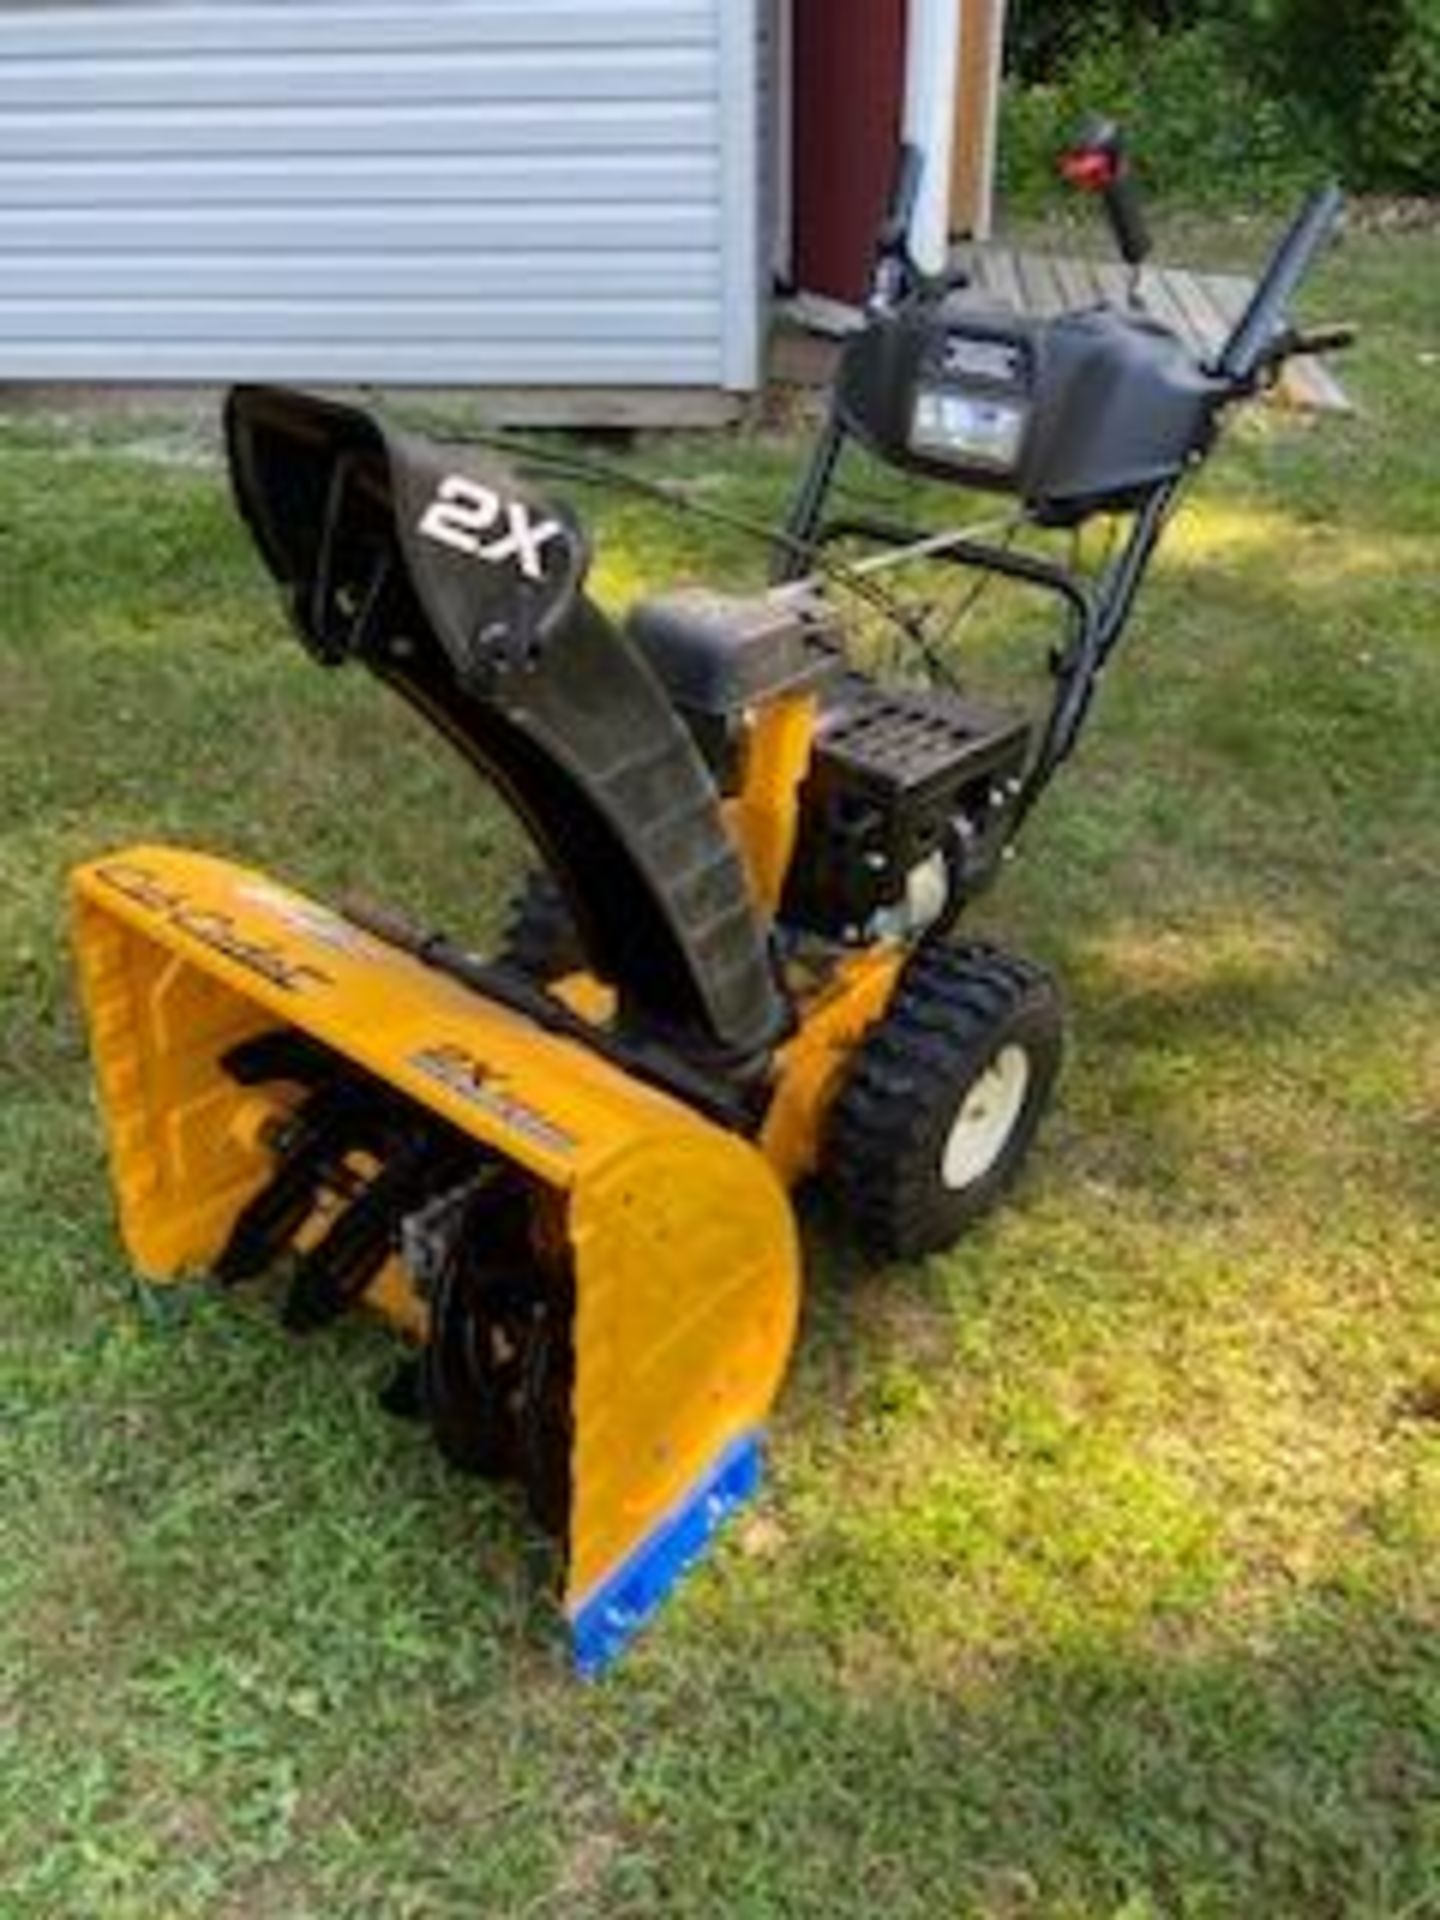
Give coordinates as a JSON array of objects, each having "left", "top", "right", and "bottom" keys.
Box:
[{"left": 0, "top": 0, "right": 761, "bottom": 387}]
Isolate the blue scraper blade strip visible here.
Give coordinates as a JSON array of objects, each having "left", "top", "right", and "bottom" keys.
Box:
[{"left": 569, "top": 1431, "right": 765, "bottom": 1678}]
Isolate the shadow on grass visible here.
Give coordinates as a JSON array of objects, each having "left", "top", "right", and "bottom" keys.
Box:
[
  {"left": 9, "top": 1246, "right": 1437, "bottom": 1919},
  {"left": 6, "top": 1121, "right": 1438, "bottom": 1919},
  {"left": 600, "top": 1575, "right": 1440, "bottom": 1920}
]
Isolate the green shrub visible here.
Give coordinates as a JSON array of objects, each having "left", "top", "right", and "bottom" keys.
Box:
[
  {"left": 1258, "top": 0, "right": 1410, "bottom": 122},
  {"left": 1252, "top": 0, "right": 1439, "bottom": 186},
  {"left": 1359, "top": 10, "right": 1440, "bottom": 188},
  {"left": 1000, "top": 0, "right": 1439, "bottom": 204},
  {"left": 1008, "top": 0, "right": 1205, "bottom": 83},
  {"left": 999, "top": 18, "right": 1329, "bottom": 211}
]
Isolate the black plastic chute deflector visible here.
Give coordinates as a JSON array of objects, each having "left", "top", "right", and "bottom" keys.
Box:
[{"left": 224, "top": 386, "right": 788, "bottom": 1074}]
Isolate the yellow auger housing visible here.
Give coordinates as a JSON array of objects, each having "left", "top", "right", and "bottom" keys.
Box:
[{"left": 73, "top": 847, "right": 801, "bottom": 1672}]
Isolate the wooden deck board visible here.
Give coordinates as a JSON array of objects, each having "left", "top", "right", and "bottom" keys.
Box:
[
  {"left": 956, "top": 244, "right": 1350, "bottom": 414},
  {"left": 1052, "top": 253, "right": 1102, "bottom": 310},
  {"left": 971, "top": 246, "right": 1024, "bottom": 311},
  {"left": 1093, "top": 261, "right": 1140, "bottom": 312},
  {"left": 1203, "top": 270, "right": 1260, "bottom": 316},
  {"left": 1134, "top": 264, "right": 1196, "bottom": 342},
  {"left": 1281, "top": 352, "right": 1351, "bottom": 413},
  {"left": 1165, "top": 268, "right": 1232, "bottom": 353},
  {"left": 1016, "top": 249, "right": 1066, "bottom": 316}
]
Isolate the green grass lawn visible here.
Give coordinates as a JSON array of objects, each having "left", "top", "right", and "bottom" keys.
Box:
[{"left": 3, "top": 225, "right": 1439, "bottom": 1919}]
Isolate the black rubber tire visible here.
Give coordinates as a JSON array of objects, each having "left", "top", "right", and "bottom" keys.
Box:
[
  {"left": 498, "top": 870, "right": 584, "bottom": 983},
  {"left": 821, "top": 941, "right": 1064, "bottom": 1260}
]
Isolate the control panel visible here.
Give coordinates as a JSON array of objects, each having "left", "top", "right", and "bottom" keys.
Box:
[{"left": 908, "top": 329, "right": 1034, "bottom": 477}]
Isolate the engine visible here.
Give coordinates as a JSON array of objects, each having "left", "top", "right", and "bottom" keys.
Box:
[{"left": 782, "top": 678, "right": 1033, "bottom": 942}]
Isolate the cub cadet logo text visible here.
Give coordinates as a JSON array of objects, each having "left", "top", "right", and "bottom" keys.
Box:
[
  {"left": 943, "top": 335, "right": 1024, "bottom": 385},
  {"left": 410, "top": 1043, "right": 577, "bottom": 1157},
  {"left": 418, "top": 476, "right": 564, "bottom": 583},
  {"left": 95, "top": 864, "right": 333, "bottom": 996}
]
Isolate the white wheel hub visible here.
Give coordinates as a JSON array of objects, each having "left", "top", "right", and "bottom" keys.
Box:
[{"left": 940, "top": 1044, "right": 1032, "bottom": 1190}]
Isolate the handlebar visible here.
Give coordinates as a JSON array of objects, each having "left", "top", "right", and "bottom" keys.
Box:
[
  {"left": 1215, "top": 183, "right": 1345, "bottom": 389},
  {"left": 1060, "top": 118, "right": 1152, "bottom": 270}
]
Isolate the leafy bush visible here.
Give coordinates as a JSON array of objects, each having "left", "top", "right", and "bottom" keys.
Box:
[
  {"left": 999, "top": 18, "right": 1330, "bottom": 210},
  {"left": 1359, "top": 9, "right": 1440, "bottom": 189},
  {"left": 1257, "top": 0, "right": 1409, "bottom": 119},
  {"left": 1007, "top": 0, "right": 1204, "bottom": 83},
  {"left": 1000, "top": 0, "right": 1439, "bottom": 204},
  {"left": 1252, "top": 0, "right": 1438, "bottom": 186}
]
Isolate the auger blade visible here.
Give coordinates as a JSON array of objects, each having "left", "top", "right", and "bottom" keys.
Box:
[
  {"left": 282, "top": 1132, "right": 471, "bottom": 1331},
  {"left": 211, "top": 1084, "right": 363, "bottom": 1286}
]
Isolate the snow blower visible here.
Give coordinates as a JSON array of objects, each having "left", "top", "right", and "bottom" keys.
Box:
[{"left": 71, "top": 143, "right": 1350, "bottom": 1672}]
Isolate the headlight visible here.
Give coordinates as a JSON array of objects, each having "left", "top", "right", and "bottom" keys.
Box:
[{"left": 910, "top": 387, "right": 1027, "bottom": 471}]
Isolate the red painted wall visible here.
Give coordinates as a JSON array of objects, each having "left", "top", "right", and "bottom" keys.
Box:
[{"left": 792, "top": 0, "right": 908, "bottom": 304}]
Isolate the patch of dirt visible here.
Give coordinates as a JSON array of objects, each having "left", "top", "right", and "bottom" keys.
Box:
[{"left": 1350, "top": 196, "right": 1440, "bottom": 234}]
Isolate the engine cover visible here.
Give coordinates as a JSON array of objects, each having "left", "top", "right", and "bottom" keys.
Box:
[{"left": 783, "top": 678, "right": 1033, "bottom": 940}]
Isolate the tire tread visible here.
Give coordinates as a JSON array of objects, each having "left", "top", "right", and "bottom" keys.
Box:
[{"left": 822, "top": 940, "right": 1064, "bottom": 1260}]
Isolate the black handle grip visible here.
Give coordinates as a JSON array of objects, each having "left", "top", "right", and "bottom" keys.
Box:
[
  {"left": 1060, "top": 117, "right": 1152, "bottom": 268},
  {"left": 1291, "top": 324, "right": 1357, "bottom": 357},
  {"left": 1104, "top": 173, "right": 1152, "bottom": 270},
  {"left": 1217, "top": 183, "right": 1345, "bottom": 388}
]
